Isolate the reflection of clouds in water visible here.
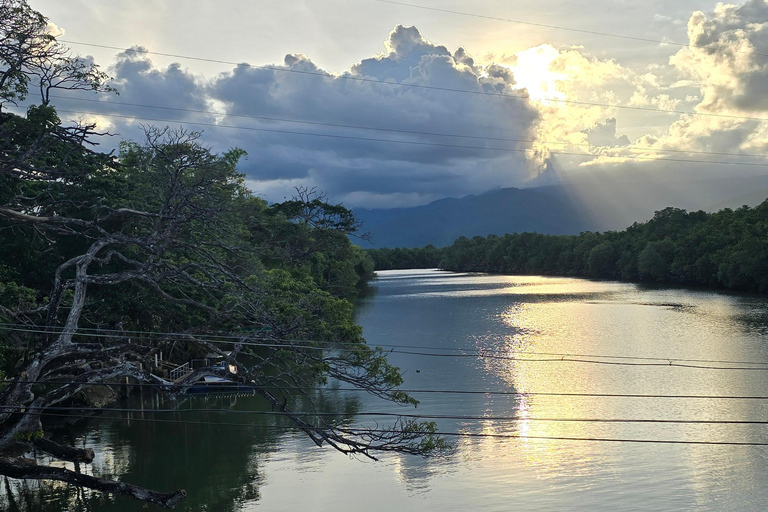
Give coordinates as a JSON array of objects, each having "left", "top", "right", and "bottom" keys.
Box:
[
  {"left": 19, "top": 270, "right": 768, "bottom": 511},
  {"left": 374, "top": 270, "right": 768, "bottom": 509},
  {"left": 375, "top": 270, "right": 464, "bottom": 280},
  {"left": 387, "top": 451, "right": 459, "bottom": 494}
]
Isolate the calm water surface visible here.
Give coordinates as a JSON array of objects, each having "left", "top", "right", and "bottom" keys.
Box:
[{"left": 6, "top": 270, "right": 768, "bottom": 511}]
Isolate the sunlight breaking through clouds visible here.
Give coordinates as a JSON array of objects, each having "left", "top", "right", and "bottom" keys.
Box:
[{"left": 32, "top": 0, "right": 768, "bottom": 208}]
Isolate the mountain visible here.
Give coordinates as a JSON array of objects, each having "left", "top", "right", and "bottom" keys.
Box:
[
  {"left": 353, "top": 173, "right": 768, "bottom": 249},
  {"left": 354, "top": 187, "right": 590, "bottom": 248},
  {"left": 536, "top": 172, "right": 768, "bottom": 232}
]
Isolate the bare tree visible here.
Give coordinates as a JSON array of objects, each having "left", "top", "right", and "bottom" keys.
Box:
[
  {"left": 0, "top": 126, "right": 446, "bottom": 508},
  {"left": 0, "top": 0, "right": 114, "bottom": 184},
  {"left": 0, "top": 4, "right": 445, "bottom": 506}
]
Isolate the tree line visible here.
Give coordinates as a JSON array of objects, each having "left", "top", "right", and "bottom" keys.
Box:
[
  {"left": 368, "top": 202, "right": 768, "bottom": 293},
  {"left": 0, "top": 1, "right": 444, "bottom": 508}
]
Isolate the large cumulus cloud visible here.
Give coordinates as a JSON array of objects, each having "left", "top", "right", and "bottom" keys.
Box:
[
  {"left": 628, "top": 0, "right": 768, "bottom": 157},
  {"left": 47, "top": 27, "right": 543, "bottom": 207},
  {"left": 46, "top": 46, "right": 214, "bottom": 146},
  {"left": 204, "top": 25, "right": 540, "bottom": 206},
  {"left": 670, "top": 0, "right": 768, "bottom": 113},
  {"left": 45, "top": 8, "right": 768, "bottom": 212}
]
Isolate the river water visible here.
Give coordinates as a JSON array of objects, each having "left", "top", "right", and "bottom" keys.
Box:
[{"left": 5, "top": 270, "right": 768, "bottom": 511}]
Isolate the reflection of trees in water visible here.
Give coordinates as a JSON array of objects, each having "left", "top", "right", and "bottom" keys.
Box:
[
  {"left": 0, "top": 389, "right": 364, "bottom": 512},
  {"left": 353, "top": 284, "right": 380, "bottom": 321},
  {"left": 734, "top": 299, "right": 768, "bottom": 336}
]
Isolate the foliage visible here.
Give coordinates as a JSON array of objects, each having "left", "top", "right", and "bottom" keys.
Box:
[
  {"left": 369, "top": 204, "right": 768, "bottom": 293},
  {"left": 366, "top": 245, "right": 442, "bottom": 270},
  {"left": 264, "top": 186, "right": 374, "bottom": 298},
  {"left": 0, "top": 2, "right": 441, "bottom": 507},
  {"left": 13, "top": 428, "right": 43, "bottom": 442}
]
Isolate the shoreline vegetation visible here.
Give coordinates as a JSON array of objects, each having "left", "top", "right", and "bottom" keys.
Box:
[
  {"left": 366, "top": 202, "right": 768, "bottom": 294},
  {"left": 0, "top": 2, "right": 447, "bottom": 508}
]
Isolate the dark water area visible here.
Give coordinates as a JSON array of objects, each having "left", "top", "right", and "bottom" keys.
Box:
[{"left": 5, "top": 270, "right": 768, "bottom": 511}]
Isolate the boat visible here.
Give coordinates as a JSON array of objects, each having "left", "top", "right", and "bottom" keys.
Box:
[{"left": 184, "top": 376, "right": 255, "bottom": 395}]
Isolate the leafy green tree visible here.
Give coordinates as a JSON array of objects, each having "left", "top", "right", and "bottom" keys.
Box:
[
  {"left": 397, "top": 203, "right": 768, "bottom": 293},
  {"left": 0, "top": 127, "right": 447, "bottom": 508},
  {"left": 587, "top": 241, "right": 616, "bottom": 277},
  {"left": 0, "top": 2, "right": 445, "bottom": 507},
  {"left": 637, "top": 242, "right": 668, "bottom": 281}
]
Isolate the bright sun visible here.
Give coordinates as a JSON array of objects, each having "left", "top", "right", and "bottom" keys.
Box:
[{"left": 508, "top": 45, "right": 567, "bottom": 102}]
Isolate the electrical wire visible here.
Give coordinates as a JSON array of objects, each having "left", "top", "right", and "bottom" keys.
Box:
[
  {"left": 4, "top": 326, "right": 768, "bottom": 371},
  {"left": 46, "top": 95, "right": 768, "bottom": 161},
  {"left": 38, "top": 107, "right": 768, "bottom": 169},
  {"left": 56, "top": 40, "right": 768, "bottom": 124},
  {"left": 4, "top": 323, "right": 768, "bottom": 369},
  {"left": 7, "top": 321, "right": 768, "bottom": 365},
  {"left": 5, "top": 404, "right": 768, "bottom": 426},
  {"left": 19, "top": 409, "right": 768, "bottom": 447},
  {"left": 7, "top": 379, "right": 768, "bottom": 401},
  {"left": 369, "top": 0, "right": 768, "bottom": 58}
]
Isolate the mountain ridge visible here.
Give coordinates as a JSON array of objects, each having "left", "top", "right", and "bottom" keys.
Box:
[{"left": 354, "top": 187, "right": 589, "bottom": 248}]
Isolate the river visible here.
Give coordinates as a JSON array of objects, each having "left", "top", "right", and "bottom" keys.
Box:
[{"left": 5, "top": 270, "right": 768, "bottom": 511}]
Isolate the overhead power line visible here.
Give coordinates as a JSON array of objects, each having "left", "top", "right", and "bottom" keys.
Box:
[
  {"left": 370, "top": 0, "right": 768, "bottom": 58},
  {"left": 21, "top": 409, "right": 768, "bottom": 447},
  {"left": 0, "top": 327, "right": 768, "bottom": 371},
  {"left": 9, "top": 378, "right": 768, "bottom": 401},
  {"left": 47, "top": 95, "right": 768, "bottom": 161},
  {"left": 57, "top": 40, "right": 768, "bottom": 123},
  {"left": 7, "top": 380, "right": 768, "bottom": 401},
  {"left": 13, "top": 321, "right": 768, "bottom": 367},
  {"left": 42, "top": 107, "right": 768, "bottom": 169},
  {"left": 4, "top": 323, "right": 768, "bottom": 369},
  {"left": 6, "top": 404, "right": 768, "bottom": 426}
]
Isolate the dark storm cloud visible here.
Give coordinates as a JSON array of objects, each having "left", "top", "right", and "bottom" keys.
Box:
[
  {"left": 48, "top": 46, "right": 214, "bottom": 150},
  {"left": 109, "top": 48, "right": 209, "bottom": 113},
  {"left": 204, "top": 25, "right": 540, "bottom": 206},
  {"left": 51, "top": 27, "right": 541, "bottom": 207}
]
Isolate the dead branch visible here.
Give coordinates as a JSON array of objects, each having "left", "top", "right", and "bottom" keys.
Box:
[{"left": 0, "top": 457, "right": 186, "bottom": 509}]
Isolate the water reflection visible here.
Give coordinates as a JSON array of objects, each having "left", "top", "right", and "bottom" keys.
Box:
[
  {"left": 1, "top": 390, "right": 369, "bottom": 512},
  {"left": 352, "top": 270, "right": 768, "bottom": 511},
  {"left": 7, "top": 270, "right": 768, "bottom": 511}
]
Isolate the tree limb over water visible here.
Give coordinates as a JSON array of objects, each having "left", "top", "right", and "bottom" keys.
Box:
[{"left": 0, "top": 2, "right": 445, "bottom": 507}]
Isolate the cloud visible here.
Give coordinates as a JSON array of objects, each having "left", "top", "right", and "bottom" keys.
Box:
[
  {"left": 582, "top": 118, "right": 631, "bottom": 147},
  {"left": 110, "top": 48, "right": 210, "bottom": 115},
  {"left": 203, "top": 25, "right": 541, "bottom": 206},
  {"left": 670, "top": 0, "right": 768, "bottom": 113},
  {"left": 53, "top": 25, "right": 541, "bottom": 208},
  {"left": 621, "top": 0, "right": 768, "bottom": 161},
  {"left": 47, "top": 47, "right": 213, "bottom": 145},
  {"left": 45, "top": 21, "right": 65, "bottom": 37},
  {"left": 44, "top": 11, "right": 768, "bottom": 210},
  {"left": 506, "top": 44, "right": 640, "bottom": 164}
]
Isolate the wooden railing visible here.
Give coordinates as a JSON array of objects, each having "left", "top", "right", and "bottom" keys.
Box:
[{"left": 169, "top": 362, "right": 192, "bottom": 382}]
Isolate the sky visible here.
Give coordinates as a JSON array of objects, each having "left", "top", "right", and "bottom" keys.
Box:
[{"left": 25, "top": 0, "right": 768, "bottom": 209}]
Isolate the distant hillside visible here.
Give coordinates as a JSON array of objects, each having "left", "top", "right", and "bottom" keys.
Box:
[
  {"left": 535, "top": 172, "right": 768, "bottom": 232},
  {"left": 354, "top": 187, "right": 589, "bottom": 248},
  {"left": 354, "top": 173, "right": 768, "bottom": 249}
]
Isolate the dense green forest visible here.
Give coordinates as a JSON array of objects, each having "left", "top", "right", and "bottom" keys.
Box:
[
  {"left": 368, "top": 202, "right": 768, "bottom": 293},
  {"left": 0, "top": 131, "right": 377, "bottom": 378}
]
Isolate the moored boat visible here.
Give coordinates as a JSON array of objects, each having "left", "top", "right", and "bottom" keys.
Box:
[{"left": 185, "top": 376, "right": 255, "bottom": 395}]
